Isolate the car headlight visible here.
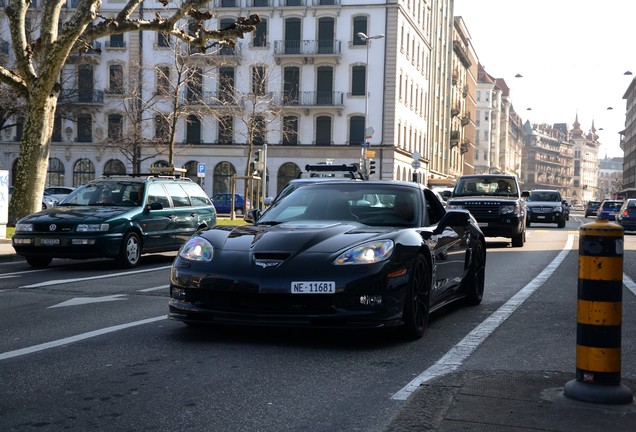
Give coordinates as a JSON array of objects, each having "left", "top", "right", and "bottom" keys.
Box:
[
  {"left": 15, "top": 223, "right": 33, "bottom": 232},
  {"left": 500, "top": 204, "right": 520, "bottom": 215},
  {"left": 76, "top": 223, "right": 109, "bottom": 232},
  {"left": 334, "top": 240, "right": 394, "bottom": 265},
  {"left": 179, "top": 237, "right": 213, "bottom": 262},
  {"left": 555, "top": 205, "right": 563, "bottom": 212}
]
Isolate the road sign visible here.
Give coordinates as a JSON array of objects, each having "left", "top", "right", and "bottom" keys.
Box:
[
  {"left": 412, "top": 160, "right": 421, "bottom": 169},
  {"left": 365, "top": 150, "right": 376, "bottom": 158},
  {"left": 197, "top": 163, "right": 206, "bottom": 177}
]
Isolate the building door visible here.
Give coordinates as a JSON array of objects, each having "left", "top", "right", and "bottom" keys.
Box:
[
  {"left": 283, "top": 66, "right": 300, "bottom": 104},
  {"left": 317, "top": 17, "right": 334, "bottom": 54},
  {"left": 284, "top": 18, "right": 301, "bottom": 54},
  {"left": 316, "top": 66, "right": 333, "bottom": 105},
  {"left": 78, "top": 65, "right": 94, "bottom": 102}
]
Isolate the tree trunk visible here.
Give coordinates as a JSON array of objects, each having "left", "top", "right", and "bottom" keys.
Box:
[{"left": 8, "top": 93, "right": 57, "bottom": 224}]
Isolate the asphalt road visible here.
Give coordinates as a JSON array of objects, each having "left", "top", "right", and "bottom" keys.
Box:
[{"left": 0, "top": 213, "right": 635, "bottom": 431}]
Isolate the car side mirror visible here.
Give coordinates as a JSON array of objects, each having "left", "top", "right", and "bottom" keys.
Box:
[
  {"left": 146, "top": 202, "right": 164, "bottom": 211},
  {"left": 521, "top": 190, "right": 530, "bottom": 198},
  {"left": 245, "top": 208, "right": 261, "bottom": 223},
  {"left": 434, "top": 209, "right": 470, "bottom": 234}
]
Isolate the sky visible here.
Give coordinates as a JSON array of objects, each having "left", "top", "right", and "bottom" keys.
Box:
[{"left": 453, "top": 0, "right": 636, "bottom": 158}]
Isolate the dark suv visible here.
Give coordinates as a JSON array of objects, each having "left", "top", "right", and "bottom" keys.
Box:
[
  {"left": 13, "top": 174, "right": 216, "bottom": 268},
  {"left": 446, "top": 174, "right": 526, "bottom": 247},
  {"left": 525, "top": 189, "right": 567, "bottom": 228}
]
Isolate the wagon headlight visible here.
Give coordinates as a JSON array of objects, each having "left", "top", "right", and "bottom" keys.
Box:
[
  {"left": 15, "top": 223, "right": 33, "bottom": 232},
  {"left": 334, "top": 240, "right": 394, "bottom": 265},
  {"left": 77, "top": 223, "right": 109, "bottom": 232},
  {"left": 179, "top": 237, "right": 213, "bottom": 262}
]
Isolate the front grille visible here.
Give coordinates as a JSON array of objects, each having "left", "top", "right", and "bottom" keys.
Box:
[
  {"left": 33, "top": 223, "right": 74, "bottom": 233},
  {"left": 461, "top": 203, "right": 501, "bottom": 220},
  {"left": 188, "top": 290, "right": 337, "bottom": 314}
]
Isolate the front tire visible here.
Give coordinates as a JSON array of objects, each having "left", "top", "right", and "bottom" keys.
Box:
[
  {"left": 401, "top": 255, "right": 431, "bottom": 340},
  {"left": 26, "top": 256, "right": 52, "bottom": 268},
  {"left": 117, "top": 232, "right": 141, "bottom": 268}
]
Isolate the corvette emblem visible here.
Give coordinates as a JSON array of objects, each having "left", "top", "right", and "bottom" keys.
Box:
[{"left": 49, "top": 224, "right": 57, "bottom": 231}]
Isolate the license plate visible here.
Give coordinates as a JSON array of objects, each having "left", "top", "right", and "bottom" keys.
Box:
[
  {"left": 537, "top": 215, "right": 546, "bottom": 219},
  {"left": 477, "top": 222, "right": 488, "bottom": 227},
  {"left": 291, "top": 281, "right": 336, "bottom": 294},
  {"left": 40, "top": 238, "right": 60, "bottom": 246}
]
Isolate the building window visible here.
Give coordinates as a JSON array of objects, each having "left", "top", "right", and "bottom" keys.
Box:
[
  {"left": 351, "top": 65, "right": 366, "bottom": 96},
  {"left": 252, "top": 65, "right": 266, "bottom": 96},
  {"left": 218, "top": 115, "right": 233, "bottom": 144},
  {"left": 157, "top": 66, "right": 170, "bottom": 95},
  {"left": 155, "top": 115, "right": 169, "bottom": 139},
  {"left": 73, "top": 158, "right": 95, "bottom": 187},
  {"left": 47, "top": 157, "right": 65, "bottom": 186},
  {"left": 107, "top": 114, "right": 123, "bottom": 140},
  {"left": 186, "top": 68, "right": 203, "bottom": 102},
  {"left": 282, "top": 116, "right": 299, "bottom": 145},
  {"left": 352, "top": 16, "right": 368, "bottom": 45},
  {"left": 213, "top": 161, "right": 237, "bottom": 195},
  {"left": 186, "top": 115, "right": 201, "bottom": 144},
  {"left": 103, "top": 159, "right": 126, "bottom": 175},
  {"left": 315, "top": 116, "right": 331, "bottom": 145},
  {"left": 219, "top": 67, "right": 235, "bottom": 102},
  {"left": 77, "top": 114, "right": 92, "bottom": 142},
  {"left": 277, "top": 162, "right": 301, "bottom": 193},
  {"left": 349, "top": 115, "right": 364, "bottom": 145},
  {"left": 109, "top": 33, "right": 125, "bottom": 48},
  {"left": 250, "top": 115, "right": 266, "bottom": 145},
  {"left": 157, "top": 32, "right": 171, "bottom": 48},
  {"left": 52, "top": 116, "right": 62, "bottom": 142},
  {"left": 253, "top": 18, "right": 268, "bottom": 47}
]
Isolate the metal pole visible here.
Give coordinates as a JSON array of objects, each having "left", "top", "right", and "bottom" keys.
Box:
[{"left": 261, "top": 143, "right": 267, "bottom": 210}]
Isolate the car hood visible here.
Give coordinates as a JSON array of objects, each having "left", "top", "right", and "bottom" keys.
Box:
[
  {"left": 202, "top": 221, "right": 399, "bottom": 255},
  {"left": 18, "top": 205, "right": 134, "bottom": 223}
]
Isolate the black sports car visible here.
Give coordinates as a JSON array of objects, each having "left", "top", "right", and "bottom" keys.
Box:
[{"left": 169, "top": 181, "right": 486, "bottom": 340}]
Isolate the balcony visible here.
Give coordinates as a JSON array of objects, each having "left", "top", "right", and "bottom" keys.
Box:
[
  {"left": 58, "top": 89, "right": 105, "bottom": 106},
  {"left": 273, "top": 40, "right": 342, "bottom": 64},
  {"left": 184, "top": 43, "right": 242, "bottom": 66},
  {"left": 67, "top": 41, "right": 102, "bottom": 64}
]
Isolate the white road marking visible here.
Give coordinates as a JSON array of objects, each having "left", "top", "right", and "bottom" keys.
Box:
[
  {"left": 0, "top": 316, "right": 166, "bottom": 361},
  {"left": 48, "top": 294, "right": 128, "bottom": 308},
  {"left": 623, "top": 273, "right": 636, "bottom": 297},
  {"left": 19, "top": 265, "right": 172, "bottom": 288},
  {"left": 0, "top": 268, "right": 51, "bottom": 279},
  {"left": 137, "top": 285, "right": 169, "bottom": 293},
  {"left": 391, "top": 234, "right": 575, "bottom": 401}
]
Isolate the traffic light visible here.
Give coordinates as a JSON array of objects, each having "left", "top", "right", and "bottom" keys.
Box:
[
  {"left": 583, "top": 184, "right": 588, "bottom": 190},
  {"left": 254, "top": 150, "right": 260, "bottom": 163},
  {"left": 368, "top": 159, "right": 376, "bottom": 176}
]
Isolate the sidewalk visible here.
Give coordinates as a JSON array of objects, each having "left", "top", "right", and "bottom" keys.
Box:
[
  {"left": 0, "top": 237, "right": 22, "bottom": 262},
  {"left": 384, "top": 371, "right": 636, "bottom": 431}
]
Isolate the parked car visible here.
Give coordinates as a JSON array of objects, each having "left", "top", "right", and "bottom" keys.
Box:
[
  {"left": 9, "top": 186, "right": 58, "bottom": 210},
  {"left": 12, "top": 174, "right": 216, "bottom": 268},
  {"left": 524, "top": 189, "right": 567, "bottom": 228},
  {"left": 169, "top": 181, "right": 486, "bottom": 340},
  {"left": 616, "top": 199, "right": 636, "bottom": 231},
  {"left": 584, "top": 201, "right": 601, "bottom": 217},
  {"left": 446, "top": 174, "right": 526, "bottom": 247},
  {"left": 44, "top": 186, "right": 75, "bottom": 202},
  {"left": 597, "top": 199, "right": 624, "bottom": 221},
  {"left": 211, "top": 193, "right": 249, "bottom": 216}
]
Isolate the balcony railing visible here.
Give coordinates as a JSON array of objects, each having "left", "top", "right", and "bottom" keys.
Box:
[
  {"left": 273, "top": 40, "right": 342, "bottom": 56},
  {"left": 58, "top": 89, "right": 105, "bottom": 105},
  {"left": 272, "top": 91, "right": 344, "bottom": 107}
]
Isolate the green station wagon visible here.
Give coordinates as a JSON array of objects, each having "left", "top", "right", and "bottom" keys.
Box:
[{"left": 12, "top": 175, "right": 216, "bottom": 268}]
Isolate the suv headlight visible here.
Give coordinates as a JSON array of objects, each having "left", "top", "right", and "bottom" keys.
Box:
[
  {"left": 555, "top": 205, "right": 563, "bottom": 212},
  {"left": 500, "top": 204, "right": 520, "bottom": 215}
]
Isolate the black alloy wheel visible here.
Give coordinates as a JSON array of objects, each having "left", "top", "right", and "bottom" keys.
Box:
[
  {"left": 117, "top": 231, "right": 141, "bottom": 268},
  {"left": 401, "top": 254, "right": 431, "bottom": 340},
  {"left": 465, "top": 240, "right": 485, "bottom": 306}
]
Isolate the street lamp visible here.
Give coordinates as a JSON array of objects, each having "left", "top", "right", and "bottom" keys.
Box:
[{"left": 356, "top": 32, "right": 384, "bottom": 178}]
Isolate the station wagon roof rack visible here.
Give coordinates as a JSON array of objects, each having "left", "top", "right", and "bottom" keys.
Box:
[
  {"left": 302, "top": 163, "right": 364, "bottom": 180},
  {"left": 98, "top": 167, "right": 192, "bottom": 181}
]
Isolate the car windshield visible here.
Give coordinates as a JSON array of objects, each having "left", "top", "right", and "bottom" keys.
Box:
[
  {"left": 60, "top": 182, "right": 144, "bottom": 207},
  {"left": 528, "top": 192, "right": 560, "bottom": 202},
  {"left": 453, "top": 177, "right": 517, "bottom": 197},
  {"left": 258, "top": 184, "right": 420, "bottom": 227}
]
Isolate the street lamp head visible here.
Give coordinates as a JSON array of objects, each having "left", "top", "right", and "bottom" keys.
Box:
[{"left": 357, "top": 32, "right": 384, "bottom": 41}]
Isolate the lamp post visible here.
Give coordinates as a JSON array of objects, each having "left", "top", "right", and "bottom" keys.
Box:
[{"left": 356, "top": 32, "right": 384, "bottom": 179}]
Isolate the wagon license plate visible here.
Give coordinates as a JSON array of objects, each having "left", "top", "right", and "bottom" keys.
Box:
[
  {"left": 291, "top": 281, "right": 336, "bottom": 294},
  {"left": 40, "top": 238, "right": 60, "bottom": 246}
]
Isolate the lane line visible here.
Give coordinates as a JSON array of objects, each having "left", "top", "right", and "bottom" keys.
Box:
[
  {"left": 138, "top": 285, "right": 169, "bottom": 293},
  {"left": 623, "top": 273, "right": 636, "bottom": 297},
  {"left": 0, "top": 316, "right": 166, "bottom": 361},
  {"left": 19, "top": 265, "right": 172, "bottom": 288},
  {"left": 391, "top": 234, "right": 575, "bottom": 401}
]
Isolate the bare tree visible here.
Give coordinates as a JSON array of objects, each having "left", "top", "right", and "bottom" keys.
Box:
[{"left": 0, "top": 0, "right": 259, "bottom": 224}]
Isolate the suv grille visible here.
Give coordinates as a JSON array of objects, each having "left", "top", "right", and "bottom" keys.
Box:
[{"left": 460, "top": 202, "right": 501, "bottom": 220}]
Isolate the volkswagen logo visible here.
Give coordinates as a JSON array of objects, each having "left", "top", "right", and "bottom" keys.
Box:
[{"left": 49, "top": 224, "right": 57, "bottom": 232}]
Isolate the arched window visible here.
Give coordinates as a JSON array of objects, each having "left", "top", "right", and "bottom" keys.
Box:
[
  {"left": 213, "top": 161, "right": 237, "bottom": 195},
  {"left": 277, "top": 162, "right": 301, "bottom": 193},
  {"left": 73, "top": 158, "right": 95, "bottom": 186},
  {"left": 103, "top": 159, "right": 126, "bottom": 175},
  {"left": 47, "top": 157, "right": 65, "bottom": 186}
]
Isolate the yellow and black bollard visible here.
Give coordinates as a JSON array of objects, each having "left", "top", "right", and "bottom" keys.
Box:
[{"left": 564, "top": 219, "right": 633, "bottom": 404}]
